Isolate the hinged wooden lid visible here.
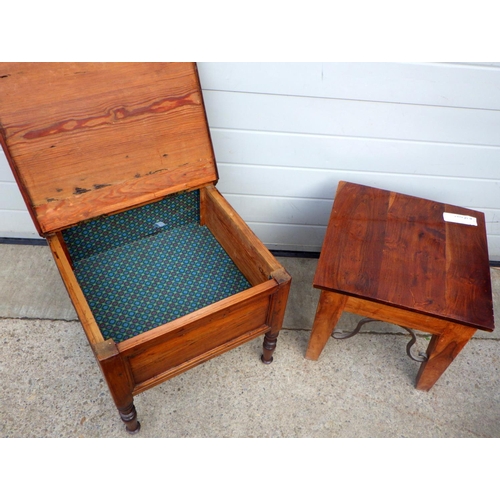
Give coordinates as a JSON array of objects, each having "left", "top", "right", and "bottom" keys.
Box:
[{"left": 0, "top": 62, "right": 218, "bottom": 235}]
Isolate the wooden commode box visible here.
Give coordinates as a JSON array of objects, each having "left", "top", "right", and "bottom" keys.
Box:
[{"left": 0, "top": 63, "right": 291, "bottom": 433}]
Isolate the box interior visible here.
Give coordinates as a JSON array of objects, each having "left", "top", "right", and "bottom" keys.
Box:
[{"left": 62, "top": 190, "right": 251, "bottom": 343}]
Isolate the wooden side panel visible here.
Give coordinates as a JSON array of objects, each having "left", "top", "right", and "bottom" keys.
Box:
[
  {"left": 267, "top": 268, "right": 292, "bottom": 334},
  {"left": 93, "top": 339, "right": 135, "bottom": 408},
  {"left": 47, "top": 233, "right": 104, "bottom": 345},
  {"left": 120, "top": 281, "right": 276, "bottom": 388},
  {"left": 345, "top": 296, "right": 456, "bottom": 336},
  {"left": 202, "top": 185, "right": 282, "bottom": 285},
  {"left": 0, "top": 63, "right": 217, "bottom": 234}
]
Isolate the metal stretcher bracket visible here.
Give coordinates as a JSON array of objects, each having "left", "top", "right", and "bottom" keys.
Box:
[{"left": 332, "top": 318, "right": 429, "bottom": 363}]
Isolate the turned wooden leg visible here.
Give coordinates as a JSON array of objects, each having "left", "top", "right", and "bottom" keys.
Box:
[
  {"left": 261, "top": 331, "right": 279, "bottom": 364},
  {"left": 118, "top": 401, "right": 141, "bottom": 434},
  {"left": 261, "top": 269, "right": 292, "bottom": 365},
  {"left": 94, "top": 339, "right": 140, "bottom": 434},
  {"left": 305, "top": 290, "right": 348, "bottom": 360},
  {"left": 415, "top": 323, "right": 476, "bottom": 391}
]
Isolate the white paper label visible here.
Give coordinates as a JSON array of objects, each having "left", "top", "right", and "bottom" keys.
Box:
[{"left": 443, "top": 212, "right": 477, "bottom": 226}]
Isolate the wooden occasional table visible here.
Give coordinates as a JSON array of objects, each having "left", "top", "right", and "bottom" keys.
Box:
[{"left": 305, "top": 181, "right": 495, "bottom": 390}]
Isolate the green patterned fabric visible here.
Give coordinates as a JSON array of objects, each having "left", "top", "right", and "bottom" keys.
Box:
[
  {"left": 62, "top": 190, "right": 251, "bottom": 343},
  {"left": 63, "top": 191, "right": 201, "bottom": 262}
]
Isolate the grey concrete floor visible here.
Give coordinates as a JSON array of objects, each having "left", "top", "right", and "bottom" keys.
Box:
[{"left": 0, "top": 243, "right": 499, "bottom": 438}]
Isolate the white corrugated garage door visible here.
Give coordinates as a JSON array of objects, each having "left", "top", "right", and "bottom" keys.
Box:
[{"left": 1, "top": 62, "right": 500, "bottom": 259}]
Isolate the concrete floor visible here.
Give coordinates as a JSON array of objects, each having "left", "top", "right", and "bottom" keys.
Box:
[{"left": 0, "top": 243, "right": 499, "bottom": 438}]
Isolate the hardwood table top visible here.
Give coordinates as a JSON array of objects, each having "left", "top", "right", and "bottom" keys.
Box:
[{"left": 314, "top": 181, "right": 495, "bottom": 332}]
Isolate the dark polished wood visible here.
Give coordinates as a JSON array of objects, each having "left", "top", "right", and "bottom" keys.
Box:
[
  {"left": 314, "top": 181, "right": 494, "bottom": 331},
  {"left": 307, "top": 181, "right": 494, "bottom": 390}
]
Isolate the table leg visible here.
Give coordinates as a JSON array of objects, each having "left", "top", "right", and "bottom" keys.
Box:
[
  {"left": 305, "top": 290, "right": 348, "bottom": 360},
  {"left": 415, "top": 323, "right": 477, "bottom": 391}
]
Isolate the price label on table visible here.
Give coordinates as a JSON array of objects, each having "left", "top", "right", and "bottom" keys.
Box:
[{"left": 443, "top": 212, "right": 477, "bottom": 226}]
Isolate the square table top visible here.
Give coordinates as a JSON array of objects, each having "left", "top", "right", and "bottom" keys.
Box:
[{"left": 314, "top": 181, "right": 495, "bottom": 332}]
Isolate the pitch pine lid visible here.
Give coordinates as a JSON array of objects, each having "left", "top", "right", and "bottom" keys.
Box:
[{"left": 0, "top": 62, "right": 218, "bottom": 234}]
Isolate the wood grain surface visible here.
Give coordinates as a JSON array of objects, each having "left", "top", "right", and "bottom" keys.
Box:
[
  {"left": 0, "top": 63, "right": 217, "bottom": 234},
  {"left": 314, "top": 181, "right": 494, "bottom": 331},
  {"left": 202, "top": 185, "right": 281, "bottom": 285}
]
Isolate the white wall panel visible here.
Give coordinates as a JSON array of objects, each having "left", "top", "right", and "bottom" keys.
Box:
[
  {"left": 0, "top": 150, "right": 13, "bottom": 182},
  {"left": 224, "top": 194, "right": 332, "bottom": 226},
  {"left": 0, "top": 210, "right": 39, "bottom": 238},
  {"left": 198, "top": 63, "right": 500, "bottom": 259},
  {"left": 199, "top": 62, "right": 500, "bottom": 111},
  {"left": 217, "top": 164, "right": 500, "bottom": 210},
  {"left": 246, "top": 222, "right": 327, "bottom": 252},
  {"left": 0, "top": 151, "right": 41, "bottom": 239},
  {"left": 211, "top": 129, "right": 500, "bottom": 179},
  {"left": 488, "top": 236, "right": 500, "bottom": 259},
  {"left": 203, "top": 90, "right": 500, "bottom": 147},
  {"left": 0, "top": 181, "right": 28, "bottom": 210}
]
